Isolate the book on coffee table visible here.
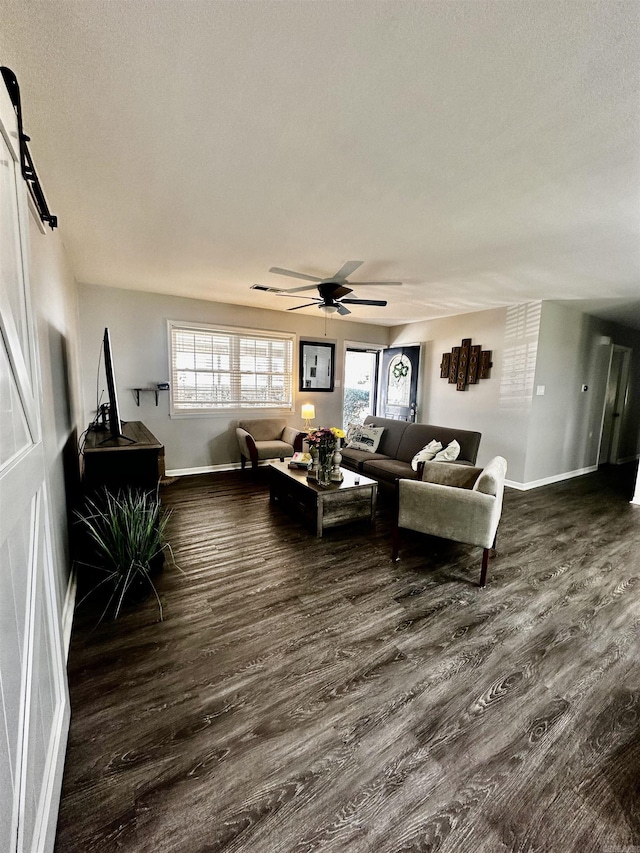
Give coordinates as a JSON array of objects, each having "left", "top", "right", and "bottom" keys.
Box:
[{"left": 289, "top": 451, "right": 312, "bottom": 469}]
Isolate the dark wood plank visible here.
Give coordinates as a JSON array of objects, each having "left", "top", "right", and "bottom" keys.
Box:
[
  {"left": 456, "top": 337, "right": 471, "bottom": 390},
  {"left": 56, "top": 463, "right": 640, "bottom": 852},
  {"left": 468, "top": 344, "right": 481, "bottom": 384},
  {"left": 448, "top": 346, "right": 459, "bottom": 384}
]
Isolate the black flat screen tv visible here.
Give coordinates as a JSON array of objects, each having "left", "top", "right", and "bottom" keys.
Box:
[{"left": 103, "top": 327, "right": 125, "bottom": 440}]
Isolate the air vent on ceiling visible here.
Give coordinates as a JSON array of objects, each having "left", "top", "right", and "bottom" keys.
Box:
[{"left": 251, "top": 284, "right": 281, "bottom": 293}]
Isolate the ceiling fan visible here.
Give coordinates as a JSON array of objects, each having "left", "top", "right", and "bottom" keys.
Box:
[{"left": 251, "top": 261, "right": 402, "bottom": 315}]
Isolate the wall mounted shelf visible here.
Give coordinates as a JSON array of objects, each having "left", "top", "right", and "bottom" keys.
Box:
[{"left": 132, "top": 387, "right": 169, "bottom": 406}]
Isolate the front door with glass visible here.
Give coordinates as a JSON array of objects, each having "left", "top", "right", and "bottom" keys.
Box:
[{"left": 379, "top": 345, "right": 420, "bottom": 421}]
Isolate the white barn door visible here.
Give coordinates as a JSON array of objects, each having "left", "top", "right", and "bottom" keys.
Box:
[{"left": 0, "top": 79, "right": 69, "bottom": 852}]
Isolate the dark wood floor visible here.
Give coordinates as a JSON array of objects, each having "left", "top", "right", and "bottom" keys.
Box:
[{"left": 55, "top": 463, "right": 640, "bottom": 853}]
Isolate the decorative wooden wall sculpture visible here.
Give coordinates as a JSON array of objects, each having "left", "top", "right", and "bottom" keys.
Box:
[{"left": 440, "top": 339, "right": 492, "bottom": 391}]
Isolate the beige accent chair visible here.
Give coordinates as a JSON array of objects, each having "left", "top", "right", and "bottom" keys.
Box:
[
  {"left": 392, "top": 456, "right": 508, "bottom": 587},
  {"left": 236, "top": 418, "right": 304, "bottom": 472}
]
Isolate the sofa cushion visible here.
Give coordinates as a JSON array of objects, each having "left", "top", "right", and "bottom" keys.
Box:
[
  {"left": 340, "top": 448, "right": 389, "bottom": 472},
  {"left": 421, "top": 460, "right": 482, "bottom": 489},
  {"left": 362, "top": 457, "right": 417, "bottom": 483},
  {"left": 238, "top": 418, "right": 287, "bottom": 442},
  {"left": 362, "top": 416, "right": 410, "bottom": 459},
  {"left": 396, "top": 424, "right": 441, "bottom": 464},
  {"left": 255, "top": 439, "right": 294, "bottom": 459},
  {"left": 347, "top": 425, "right": 385, "bottom": 452}
]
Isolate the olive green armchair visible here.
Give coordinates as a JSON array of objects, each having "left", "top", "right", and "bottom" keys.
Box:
[
  {"left": 236, "top": 418, "right": 304, "bottom": 472},
  {"left": 392, "top": 456, "right": 508, "bottom": 587}
]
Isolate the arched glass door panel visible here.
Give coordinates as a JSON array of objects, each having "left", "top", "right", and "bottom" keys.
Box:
[{"left": 387, "top": 354, "right": 411, "bottom": 407}]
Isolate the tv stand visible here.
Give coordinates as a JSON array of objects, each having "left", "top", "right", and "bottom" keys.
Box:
[
  {"left": 97, "top": 426, "right": 136, "bottom": 446},
  {"left": 83, "top": 421, "right": 164, "bottom": 493}
]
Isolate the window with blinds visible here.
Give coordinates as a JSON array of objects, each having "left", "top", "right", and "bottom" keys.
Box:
[{"left": 169, "top": 321, "right": 294, "bottom": 414}]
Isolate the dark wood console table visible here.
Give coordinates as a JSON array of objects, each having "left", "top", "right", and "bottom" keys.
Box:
[{"left": 83, "top": 421, "right": 164, "bottom": 494}]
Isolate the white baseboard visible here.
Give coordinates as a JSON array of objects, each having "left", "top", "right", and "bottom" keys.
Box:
[
  {"left": 61, "top": 567, "right": 77, "bottom": 661},
  {"left": 617, "top": 453, "right": 640, "bottom": 465},
  {"left": 165, "top": 461, "right": 244, "bottom": 477},
  {"left": 506, "top": 465, "right": 598, "bottom": 491}
]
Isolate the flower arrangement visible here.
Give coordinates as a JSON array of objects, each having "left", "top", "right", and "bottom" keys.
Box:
[
  {"left": 305, "top": 426, "right": 346, "bottom": 450},
  {"left": 306, "top": 427, "right": 346, "bottom": 484}
]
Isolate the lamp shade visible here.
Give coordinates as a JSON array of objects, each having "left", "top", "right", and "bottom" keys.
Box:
[{"left": 301, "top": 404, "right": 315, "bottom": 421}]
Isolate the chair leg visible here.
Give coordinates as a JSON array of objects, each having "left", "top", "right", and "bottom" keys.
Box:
[
  {"left": 392, "top": 524, "right": 400, "bottom": 561},
  {"left": 480, "top": 547, "right": 490, "bottom": 587},
  {"left": 240, "top": 456, "right": 246, "bottom": 470}
]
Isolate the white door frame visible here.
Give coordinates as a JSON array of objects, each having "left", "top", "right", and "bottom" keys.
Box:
[{"left": 598, "top": 344, "right": 632, "bottom": 465}]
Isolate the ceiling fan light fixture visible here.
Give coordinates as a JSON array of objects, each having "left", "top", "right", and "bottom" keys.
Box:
[{"left": 255, "top": 262, "right": 403, "bottom": 316}]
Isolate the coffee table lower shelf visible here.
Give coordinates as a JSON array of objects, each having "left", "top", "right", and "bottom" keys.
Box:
[{"left": 269, "top": 461, "right": 378, "bottom": 538}]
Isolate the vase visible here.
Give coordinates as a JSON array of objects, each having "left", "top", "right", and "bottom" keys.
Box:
[
  {"left": 330, "top": 448, "right": 343, "bottom": 482},
  {"left": 307, "top": 446, "right": 319, "bottom": 481},
  {"left": 317, "top": 445, "right": 334, "bottom": 487}
]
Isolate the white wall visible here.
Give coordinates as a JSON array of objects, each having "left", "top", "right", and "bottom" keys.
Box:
[
  {"left": 390, "top": 300, "right": 640, "bottom": 488},
  {"left": 29, "top": 214, "right": 83, "bottom": 621},
  {"left": 389, "top": 304, "right": 541, "bottom": 482},
  {"left": 526, "top": 304, "right": 640, "bottom": 483},
  {"left": 525, "top": 303, "right": 612, "bottom": 483},
  {"left": 78, "top": 284, "right": 389, "bottom": 472}
]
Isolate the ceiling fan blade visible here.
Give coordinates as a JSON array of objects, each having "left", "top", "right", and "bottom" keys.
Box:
[
  {"left": 269, "top": 267, "right": 323, "bottom": 283},
  {"left": 277, "top": 283, "right": 324, "bottom": 294},
  {"left": 340, "top": 299, "right": 388, "bottom": 307},
  {"left": 275, "top": 293, "right": 321, "bottom": 300},
  {"left": 287, "top": 302, "right": 320, "bottom": 311},
  {"left": 333, "top": 260, "right": 363, "bottom": 280},
  {"left": 347, "top": 281, "right": 403, "bottom": 287},
  {"left": 336, "top": 303, "right": 351, "bottom": 315}
]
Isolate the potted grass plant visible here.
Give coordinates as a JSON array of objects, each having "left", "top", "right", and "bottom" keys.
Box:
[{"left": 75, "top": 488, "right": 174, "bottom": 622}]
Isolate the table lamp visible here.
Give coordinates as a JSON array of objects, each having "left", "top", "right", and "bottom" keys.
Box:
[{"left": 301, "top": 404, "right": 315, "bottom": 432}]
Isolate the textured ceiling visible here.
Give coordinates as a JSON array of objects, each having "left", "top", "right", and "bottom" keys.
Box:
[{"left": 1, "top": 0, "right": 639, "bottom": 327}]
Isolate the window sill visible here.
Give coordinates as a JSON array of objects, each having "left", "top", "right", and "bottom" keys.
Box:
[{"left": 170, "top": 407, "right": 295, "bottom": 419}]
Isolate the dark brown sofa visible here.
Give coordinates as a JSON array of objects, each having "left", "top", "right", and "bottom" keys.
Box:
[{"left": 340, "top": 415, "right": 481, "bottom": 487}]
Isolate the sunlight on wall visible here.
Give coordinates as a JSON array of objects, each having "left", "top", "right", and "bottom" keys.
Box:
[{"left": 499, "top": 302, "right": 542, "bottom": 409}]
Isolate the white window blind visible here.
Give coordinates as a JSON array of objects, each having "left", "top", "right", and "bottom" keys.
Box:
[{"left": 169, "top": 322, "right": 294, "bottom": 413}]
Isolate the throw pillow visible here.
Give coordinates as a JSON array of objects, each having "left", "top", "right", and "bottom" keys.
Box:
[
  {"left": 433, "top": 439, "right": 461, "bottom": 462},
  {"left": 344, "top": 422, "right": 360, "bottom": 443},
  {"left": 347, "top": 425, "right": 385, "bottom": 453},
  {"left": 411, "top": 439, "right": 443, "bottom": 471}
]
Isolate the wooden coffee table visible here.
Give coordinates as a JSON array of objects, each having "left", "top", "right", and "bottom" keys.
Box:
[{"left": 269, "top": 461, "right": 378, "bottom": 538}]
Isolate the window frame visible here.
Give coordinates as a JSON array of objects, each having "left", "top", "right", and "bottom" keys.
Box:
[
  {"left": 167, "top": 320, "right": 295, "bottom": 418},
  {"left": 342, "top": 341, "right": 383, "bottom": 425}
]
